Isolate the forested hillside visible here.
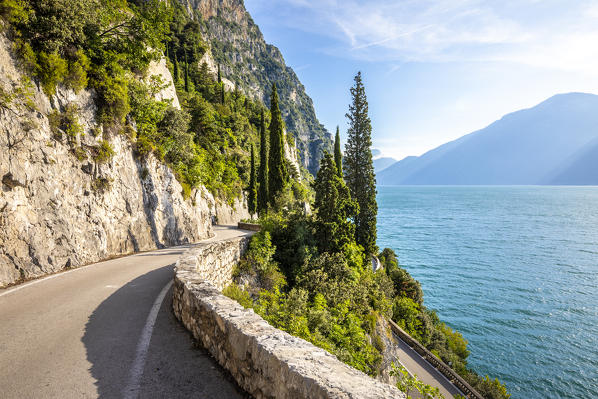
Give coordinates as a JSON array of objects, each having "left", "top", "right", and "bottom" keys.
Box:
[
  {"left": 0, "top": 0, "right": 311, "bottom": 286},
  {"left": 182, "top": 0, "right": 332, "bottom": 175}
]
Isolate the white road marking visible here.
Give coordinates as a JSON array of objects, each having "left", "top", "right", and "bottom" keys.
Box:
[
  {"left": 0, "top": 248, "right": 172, "bottom": 299},
  {"left": 123, "top": 280, "right": 173, "bottom": 399},
  {"left": 0, "top": 262, "right": 103, "bottom": 298}
]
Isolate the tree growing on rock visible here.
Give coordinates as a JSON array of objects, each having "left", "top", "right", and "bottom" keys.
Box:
[{"left": 344, "top": 72, "right": 378, "bottom": 255}]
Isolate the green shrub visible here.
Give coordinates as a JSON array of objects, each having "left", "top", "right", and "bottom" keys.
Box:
[
  {"left": 91, "top": 177, "right": 112, "bottom": 193},
  {"left": 13, "top": 39, "right": 37, "bottom": 73},
  {"left": 94, "top": 63, "right": 131, "bottom": 126},
  {"left": 36, "top": 51, "right": 68, "bottom": 96},
  {"left": 180, "top": 181, "right": 191, "bottom": 199},
  {"left": 469, "top": 375, "right": 511, "bottom": 399},
  {"left": 0, "top": 0, "right": 31, "bottom": 26},
  {"left": 65, "top": 50, "right": 90, "bottom": 93},
  {"left": 390, "top": 362, "right": 444, "bottom": 398},
  {"left": 48, "top": 109, "right": 62, "bottom": 139},
  {"left": 48, "top": 104, "right": 83, "bottom": 145},
  {"left": 93, "top": 140, "right": 115, "bottom": 164},
  {"left": 135, "top": 135, "right": 155, "bottom": 157},
  {"left": 222, "top": 284, "right": 253, "bottom": 309},
  {"left": 73, "top": 146, "right": 86, "bottom": 161}
]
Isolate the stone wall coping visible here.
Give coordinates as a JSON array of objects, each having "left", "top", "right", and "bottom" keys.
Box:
[
  {"left": 173, "top": 236, "right": 405, "bottom": 399},
  {"left": 237, "top": 221, "right": 261, "bottom": 231}
]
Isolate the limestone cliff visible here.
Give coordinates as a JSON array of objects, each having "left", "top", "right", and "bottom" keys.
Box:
[
  {"left": 182, "top": 0, "right": 332, "bottom": 175},
  {"left": 0, "top": 35, "right": 247, "bottom": 288}
]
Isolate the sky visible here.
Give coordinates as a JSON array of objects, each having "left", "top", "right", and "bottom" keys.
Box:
[{"left": 244, "top": 0, "right": 598, "bottom": 160}]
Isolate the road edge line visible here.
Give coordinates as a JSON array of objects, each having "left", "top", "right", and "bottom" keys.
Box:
[{"left": 123, "top": 280, "right": 173, "bottom": 399}]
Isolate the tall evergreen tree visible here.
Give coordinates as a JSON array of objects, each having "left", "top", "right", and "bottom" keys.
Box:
[
  {"left": 334, "top": 126, "right": 343, "bottom": 178},
  {"left": 173, "top": 56, "right": 179, "bottom": 84},
  {"left": 313, "top": 152, "right": 358, "bottom": 253},
  {"left": 184, "top": 50, "right": 189, "bottom": 92},
  {"left": 344, "top": 72, "right": 378, "bottom": 255},
  {"left": 267, "top": 83, "right": 288, "bottom": 206},
  {"left": 248, "top": 145, "right": 258, "bottom": 218},
  {"left": 217, "top": 65, "right": 224, "bottom": 104},
  {"left": 257, "top": 111, "right": 269, "bottom": 215}
]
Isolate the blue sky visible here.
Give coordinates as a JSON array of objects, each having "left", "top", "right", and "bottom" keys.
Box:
[{"left": 244, "top": 0, "right": 598, "bottom": 160}]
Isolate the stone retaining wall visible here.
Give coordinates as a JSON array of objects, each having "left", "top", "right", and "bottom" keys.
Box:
[
  {"left": 237, "top": 222, "right": 261, "bottom": 231},
  {"left": 172, "top": 236, "right": 405, "bottom": 399}
]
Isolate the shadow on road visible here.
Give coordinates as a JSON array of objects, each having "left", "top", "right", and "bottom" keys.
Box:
[{"left": 82, "top": 265, "right": 247, "bottom": 398}]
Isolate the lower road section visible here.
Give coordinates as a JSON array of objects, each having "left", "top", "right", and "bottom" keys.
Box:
[
  {"left": 391, "top": 333, "right": 464, "bottom": 398},
  {"left": 0, "top": 226, "right": 250, "bottom": 399}
]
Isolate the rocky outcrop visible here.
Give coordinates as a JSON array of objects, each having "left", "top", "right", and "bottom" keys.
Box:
[
  {"left": 173, "top": 237, "right": 406, "bottom": 399},
  {"left": 147, "top": 57, "right": 181, "bottom": 109},
  {"left": 183, "top": 0, "right": 332, "bottom": 174},
  {"left": 0, "top": 34, "right": 248, "bottom": 288}
]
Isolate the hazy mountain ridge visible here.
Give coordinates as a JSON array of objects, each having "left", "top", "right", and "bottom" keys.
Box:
[
  {"left": 378, "top": 93, "right": 598, "bottom": 185},
  {"left": 374, "top": 157, "right": 397, "bottom": 173}
]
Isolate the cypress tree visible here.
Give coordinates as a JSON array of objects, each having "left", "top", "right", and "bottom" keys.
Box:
[
  {"left": 334, "top": 126, "right": 343, "bottom": 178},
  {"left": 248, "top": 145, "right": 258, "bottom": 218},
  {"left": 344, "top": 72, "right": 378, "bottom": 255},
  {"left": 313, "top": 152, "right": 358, "bottom": 253},
  {"left": 257, "top": 111, "right": 269, "bottom": 215},
  {"left": 184, "top": 50, "right": 189, "bottom": 92},
  {"left": 173, "top": 56, "right": 180, "bottom": 84},
  {"left": 267, "top": 83, "right": 288, "bottom": 206},
  {"left": 218, "top": 65, "right": 225, "bottom": 104}
]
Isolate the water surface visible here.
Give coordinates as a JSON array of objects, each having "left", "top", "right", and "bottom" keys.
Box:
[{"left": 377, "top": 186, "right": 598, "bottom": 399}]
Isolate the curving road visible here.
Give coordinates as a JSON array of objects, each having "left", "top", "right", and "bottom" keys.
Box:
[
  {"left": 0, "top": 224, "right": 466, "bottom": 399},
  {"left": 0, "top": 226, "right": 251, "bottom": 399},
  {"left": 390, "top": 332, "right": 464, "bottom": 398}
]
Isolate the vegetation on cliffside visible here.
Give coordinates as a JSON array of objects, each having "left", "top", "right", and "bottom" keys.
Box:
[
  {"left": 226, "top": 73, "right": 510, "bottom": 399},
  {"left": 0, "top": 0, "right": 308, "bottom": 204},
  {"left": 2, "top": 1, "right": 509, "bottom": 397},
  {"left": 196, "top": 0, "right": 332, "bottom": 174}
]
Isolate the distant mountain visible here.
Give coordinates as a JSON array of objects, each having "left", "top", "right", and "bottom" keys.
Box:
[
  {"left": 374, "top": 157, "right": 397, "bottom": 173},
  {"left": 547, "top": 137, "right": 598, "bottom": 185},
  {"left": 377, "top": 93, "right": 598, "bottom": 185}
]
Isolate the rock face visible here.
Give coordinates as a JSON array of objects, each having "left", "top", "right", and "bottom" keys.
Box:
[
  {"left": 182, "top": 0, "right": 332, "bottom": 174},
  {"left": 173, "top": 237, "right": 406, "bottom": 399},
  {"left": 0, "top": 35, "right": 246, "bottom": 288}
]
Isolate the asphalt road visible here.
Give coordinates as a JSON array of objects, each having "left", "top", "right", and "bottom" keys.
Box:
[
  {"left": 0, "top": 226, "right": 251, "bottom": 399},
  {"left": 391, "top": 333, "right": 464, "bottom": 398}
]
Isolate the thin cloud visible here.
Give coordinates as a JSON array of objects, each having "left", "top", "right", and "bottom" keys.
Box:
[{"left": 251, "top": 0, "right": 598, "bottom": 74}]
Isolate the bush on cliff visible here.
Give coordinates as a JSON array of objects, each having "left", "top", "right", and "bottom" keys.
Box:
[{"left": 0, "top": 0, "right": 290, "bottom": 204}]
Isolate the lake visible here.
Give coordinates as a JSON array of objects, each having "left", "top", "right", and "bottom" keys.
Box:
[{"left": 377, "top": 186, "right": 598, "bottom": 399}]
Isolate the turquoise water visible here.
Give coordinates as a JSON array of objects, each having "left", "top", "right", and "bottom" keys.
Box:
[{"left": 377, "top": 186, "right": 598, "bottom": 399}]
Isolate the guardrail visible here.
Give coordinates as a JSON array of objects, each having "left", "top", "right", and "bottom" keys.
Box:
[
  {"left": 388, "top": 320, "right": 484, "bottom": 399},
  {"left": 237, "top": 222, "right": 261, "bottom": 231}
]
